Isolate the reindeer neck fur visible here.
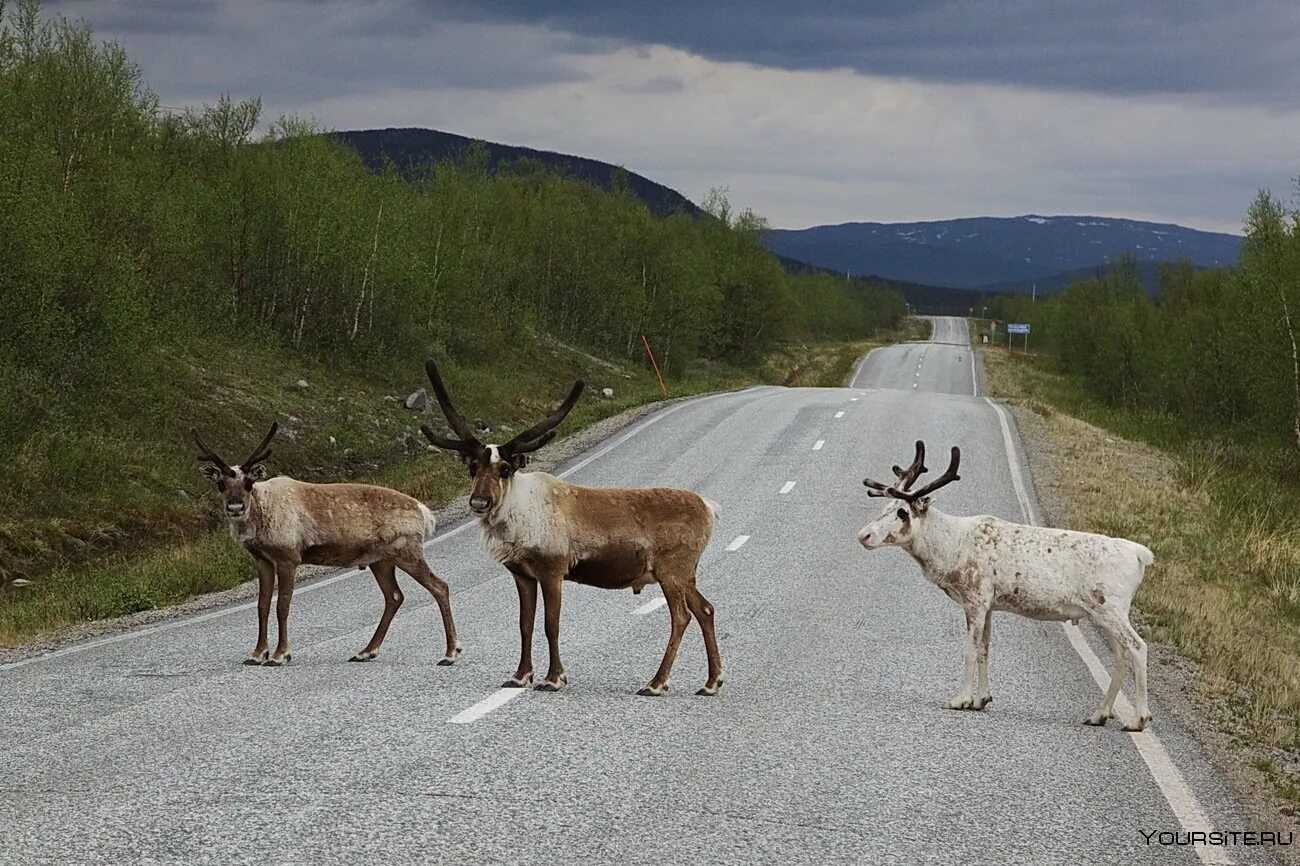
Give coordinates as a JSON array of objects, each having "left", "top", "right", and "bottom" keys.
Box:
[
  {"left": 479, "top": 470, "right": 565, "bottom": 564},
  {"left": 900, "top": 506, "right": 975, "bottom": 580},
  {"left": 228, "top": 476, "right": 308, "bottom": 548}
]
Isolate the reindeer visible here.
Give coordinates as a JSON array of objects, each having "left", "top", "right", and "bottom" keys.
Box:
[
  {"left": 192, "top": 423, "right": 460, "bottom": 667},
  {"left": 858, "top": 441, "right": 1154, "bottom": 731},
  {"left": 418, "top": 360, "right": 723, "bottom": 696}
]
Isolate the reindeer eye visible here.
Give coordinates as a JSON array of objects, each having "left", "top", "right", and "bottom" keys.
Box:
[
  {"left": 499, "top": 463, "right": 512, "bottom": 477},
  {"left": 897, "top": 508, "right": 909, "bottom": 521}
]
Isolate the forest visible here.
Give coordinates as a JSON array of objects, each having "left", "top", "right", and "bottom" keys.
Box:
[
  {"left": 984, "top": 192, "right": 1300, "bottom": 453},
  {"left": 0, "top": 0, "right": 906, "bottom": 603}
]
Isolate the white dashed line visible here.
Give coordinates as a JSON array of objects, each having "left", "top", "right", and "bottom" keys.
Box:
[
  {"left": 834, "top": 411, "right": 845, "bottom": 418},
  {"left": 633, "top": 596, "right": 667, "bottom": 615},
  {"left": 779, "top": 481, "right": 796, "bottom": 494},
  {"left": 725, "top": 535, "right": 750, "bottom": 552},
  {"left": 447, "top": 688, "right": 526, "bottom": 724},
  {"left": 813, "top": 440, "right": 825, "bottom": 451},
  {"left": 850, "top": 397, "right": 859, "bottom": 402}
]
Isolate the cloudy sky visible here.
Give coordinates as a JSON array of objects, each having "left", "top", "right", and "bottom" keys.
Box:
[{"left": 49, "top": 0, "right": 1300, "bottom": 233}]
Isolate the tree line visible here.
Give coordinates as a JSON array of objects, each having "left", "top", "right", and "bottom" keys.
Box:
[
  {"left": 984, "top": 192, "right": 1300, "bottom": 450},
  {"left": 0, "top": 0, "right": 906, "bottom": 452}
]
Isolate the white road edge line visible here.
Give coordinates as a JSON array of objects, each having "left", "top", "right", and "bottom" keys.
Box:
[
  {"left": 447, "top": 688, "right": 526, "bottom": 724},
  {"left": 985, "top": 395, "right": 1231, "bottom": 866},
  {"left": 1, "top": 387, "right": 773, "bottom": 673},
  {"left": 633, "top": 596, "right": 667, "bottom": 615},
  {"left": 969, "top": 336, "right": 979, "bottom": 398},
  {"left": 725, "top": 535, "right": 750, "bottom": 552},
  {"left": 813, "top": 440, "right": 825, "bottom": 451},
  {"left": 779, "top": 481, "right": 796, "bottom": 495}
]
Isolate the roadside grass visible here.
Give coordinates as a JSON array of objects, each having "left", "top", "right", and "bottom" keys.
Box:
[
  {"left": 980, "top": 345, "right": 1300, "bottom": 805},
  {"left": 0, "top": 325, "right": 924, "bottom": 647},
  {"left": 0, "top": 331, "right": 753, "bottom": 646}
]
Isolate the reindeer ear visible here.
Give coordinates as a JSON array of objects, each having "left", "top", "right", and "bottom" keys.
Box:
[
  {"left": 246, "top": 465, "right": 269, "bottom": 482},
  {"left": 511, "top": 453, "right": 529, "bottom": 470},
  {"left": 912, "top": 497, "right": 931, "bottom": 513},
  {"left": 200, "top": 465, "right": 225, "bottom": 482}
]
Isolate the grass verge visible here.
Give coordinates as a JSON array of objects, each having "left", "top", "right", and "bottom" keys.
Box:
[{"left": 980, "top": 344, "right": 1300, "bottom": 813}]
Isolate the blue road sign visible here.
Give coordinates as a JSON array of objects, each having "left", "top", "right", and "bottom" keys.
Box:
[{"left": 1008, "top": 323, "right": 1030, "bottom": 334}]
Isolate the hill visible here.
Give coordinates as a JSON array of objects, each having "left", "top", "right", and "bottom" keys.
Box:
[
  {"left": 765, "top": 215, "right": 1242, "bottom": 290},
  {"left": 333, "top": 128, "right": 701, "bottom": 218}
]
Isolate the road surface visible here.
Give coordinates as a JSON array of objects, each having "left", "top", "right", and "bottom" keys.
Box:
[{"left": 0, "top": 317, "right": 1265, "bottom": 865}]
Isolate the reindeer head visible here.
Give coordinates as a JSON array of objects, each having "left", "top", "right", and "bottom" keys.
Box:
[
  {"left": 419, "top": 360, "right": 584, "bottom": 515},
  {"left": 191, "top": 423, "right": 278, "bottom": 523},
  {"left": 858, "top": 440, "right": 961, "bottom": 549}
]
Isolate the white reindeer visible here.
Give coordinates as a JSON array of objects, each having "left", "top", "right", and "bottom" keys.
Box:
[{"left": 857, "top": 441, "right": 1154, "bottom": 731}]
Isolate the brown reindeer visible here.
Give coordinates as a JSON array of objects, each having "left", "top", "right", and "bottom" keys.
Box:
[
  {"left": 419, "top": 360, "right": 723, "bottom": 696},
  {"left": 192, "top": 423, "right": 460, "bottom": 667}
]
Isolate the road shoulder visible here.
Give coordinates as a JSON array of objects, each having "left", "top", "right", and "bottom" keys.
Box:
[{"left": 978, "top": 344, "right": 1300, "bottom": 862}]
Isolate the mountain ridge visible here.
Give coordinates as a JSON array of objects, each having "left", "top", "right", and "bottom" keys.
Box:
[
  {"left": 332, "top": 127, "right": 702, "bottom": 219},
  {"left": 765, "top": 214, "right": 1241, "bottom": 290}
]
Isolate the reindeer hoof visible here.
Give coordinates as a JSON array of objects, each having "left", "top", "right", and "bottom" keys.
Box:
[
  {"left": 695, "top": 684, "right": 720, "bottom": 696},
  {"left": 501, "top": 673, "right": 533, "bottom": 688},
  {"left": 264, "top": 654, "right": 290, "bottom": 667},
  {"left": 437, "top": 645, "right": 463, "bottom": 666},
  {"left": 534, "top": 672, "right": 568, "bottom": 692},
  {"left": 349, "top": 651, "right": 376, "bottom": 662},
  {"left": 973, "top": 695, "right": 993, "bottom": 710},
  {"left": 637, "top": 684, "right": 667, "bottom": 697},
  {"left": 1123, "top": 715, "right": 1153, "bottom": 733},
  {"left": 1084, "top": 714, "right": 1108, "bottom": 727},
  {"left": 243, "top": 656, "right": 267, "bottom": 666}
]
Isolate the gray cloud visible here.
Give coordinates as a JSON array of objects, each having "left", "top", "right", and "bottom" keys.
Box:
[
  {"left": 38, "top": 0, "right": 1300, "bottom": 233},
  {"left": 48, "top": 0, "right": 606, "bottom": 104},
  {"left": 435, "top": 0, "right": 1300, "bottom": 107}
]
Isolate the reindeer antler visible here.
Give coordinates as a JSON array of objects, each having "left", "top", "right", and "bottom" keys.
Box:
[
  {"left": 501, "top": 380, "right": 585, "bottom": 456},
  {"left": 864, "top": 443, "right": 961, "bottom": 502},
  {"left": 904, "top": 446, "right": 961, "bottom": 500},
  {"left": 191, "top": 428, "right": 236, "bottom": 477},
  {"left": 421, "top": 359, "right": 482, "bottom": 453},
  {"left": 891, "top": 440, "right": 928, "bottom": 491},
  {"left": 242, "top": 422, "right": 279, "bottom": 470}
]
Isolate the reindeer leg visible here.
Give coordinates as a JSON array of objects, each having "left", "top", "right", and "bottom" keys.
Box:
[
  {"left": 398, "top": 549, "right": 460, "bottom": 665},
  {"left": 1085, "top": 629, "right": 1128, "bottom": 727},
  {"left": 685, "top": 585, "right": 723, "bottom": 696},
  {"left": 265, "top": 562, "right": 297, "bottom": 666},
  {"left": 1119, "top": 619, "right": 1152, "bottom": 732},
  {"left": 640, "top": 584, "right": 691, "bottom": 697},
  {"left": 245, "top": 555, "right": 274, "bottom": 665},
  {"left": 350, "top": 560, "right": 402, "bottom": 662},
  {"left": 503, "top": 570, "right": 536, "bottom": 688},
  {"left": 974, "top": 608, "right": 993, "bottom": 709},
  {"left": 535, "top": 574, "right": 567, "bottom": 692},
  {"left": 947, "top": 605, "right": 986, "bottom": 710}
]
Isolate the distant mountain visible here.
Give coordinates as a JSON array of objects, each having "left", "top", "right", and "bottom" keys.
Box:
[
  {"left": 333, "top": 128, "right": 701, "bottom": 218},
  {"left": 765, "top": 215, "right": 1242, "bottom": 291}
]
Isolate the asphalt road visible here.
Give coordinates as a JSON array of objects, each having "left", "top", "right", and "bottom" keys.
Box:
[{"left": 0, "top": 317, "right": 1267, "bottom": 865}]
